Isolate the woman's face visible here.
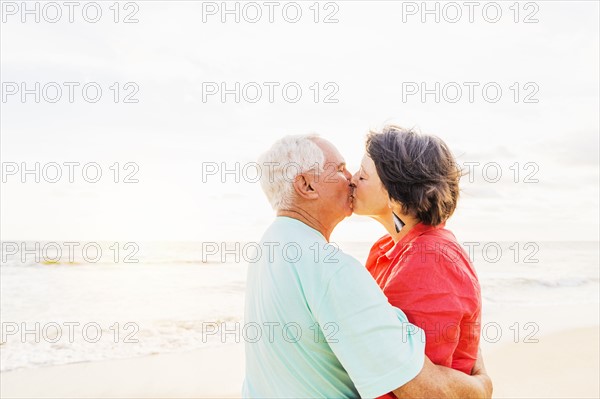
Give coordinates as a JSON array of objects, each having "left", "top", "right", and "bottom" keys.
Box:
[{"left": 351, "top": 154, "right": 391, "bottom": 217}]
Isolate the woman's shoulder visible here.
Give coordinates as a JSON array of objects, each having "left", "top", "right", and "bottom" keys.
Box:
[
  {"left": 406, "top": 229, "right": 479, "bottom": 281},
  {"left": 411, "top": 227, "right": 464, "bottom": 257}
]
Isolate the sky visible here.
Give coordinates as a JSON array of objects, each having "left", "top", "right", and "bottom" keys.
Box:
[{"left": 1, "top": 0, "right": 599, "bottom": 243}]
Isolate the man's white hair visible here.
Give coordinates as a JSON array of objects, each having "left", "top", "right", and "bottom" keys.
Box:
[{"left": 258, "top": 134, "right": 325, "bottom": 211}]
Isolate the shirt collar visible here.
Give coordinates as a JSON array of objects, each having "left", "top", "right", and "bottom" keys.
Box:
[
  {"left": 384, "top": 222, "right": 446, "bottom": 259},
  {"left": 275, "top": 216, "right": 327, "bottom": 242}
]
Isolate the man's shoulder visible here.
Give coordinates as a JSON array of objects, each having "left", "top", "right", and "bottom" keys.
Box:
[
  {"left": 262, "top": 217, "right": 361, "bottom": 264},
  {"left": 319, "top": 246, "right": 379, "bottom": 291},
  {"left": 297, "top": 242, "right": 364, "bottom": 280}
]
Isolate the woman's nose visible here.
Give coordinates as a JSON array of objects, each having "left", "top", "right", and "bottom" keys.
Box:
[{"left": 350, "top": 172, "right": 358, "bottom": 185}]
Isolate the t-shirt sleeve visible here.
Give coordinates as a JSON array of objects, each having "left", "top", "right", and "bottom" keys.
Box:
[{"left": 313, "top": 257, "right": 426, "bottom": 398}]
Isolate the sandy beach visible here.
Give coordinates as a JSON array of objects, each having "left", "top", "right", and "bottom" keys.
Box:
[
  {"left": 1, "top": 303, "right": 598, "bottom": 398},
  {"left": 0, "top": 344, "right": 245, "bottom": 399},
  {"left": 485, "top": 326, "right": 599, "bottom": 399}
]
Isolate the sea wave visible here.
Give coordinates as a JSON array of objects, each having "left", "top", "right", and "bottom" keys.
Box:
[
  {"left": 0, "top": 318, "right": 243, "bottom": 372},
  {"left": 482, "top": 276, "right": 599, "bottom": 289}
]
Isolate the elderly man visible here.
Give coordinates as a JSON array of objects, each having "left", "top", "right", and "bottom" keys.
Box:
[{"left": 243, "top": 134, "right": 492, "bottom": 398}]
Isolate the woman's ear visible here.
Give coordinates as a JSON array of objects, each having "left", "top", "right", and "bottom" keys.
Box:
[{"left": 293, "top": 173, "right": 319, "bottom": 200}]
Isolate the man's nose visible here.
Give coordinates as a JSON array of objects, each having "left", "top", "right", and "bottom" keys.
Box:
[{"left": 344, "top": 169, "right": 353, "bottom": 181}]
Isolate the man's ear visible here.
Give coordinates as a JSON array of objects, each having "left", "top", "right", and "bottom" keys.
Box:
[{"left": 293, "top": 173, "right": 319, "bottom": 200}]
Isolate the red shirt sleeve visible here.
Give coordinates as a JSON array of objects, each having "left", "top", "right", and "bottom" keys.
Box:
[{"left": 381, "top": 241, "right": 481, "bottom": 374}]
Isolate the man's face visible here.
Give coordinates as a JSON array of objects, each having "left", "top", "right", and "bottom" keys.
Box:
[{"left": 311, "top": 138, "right": 354, "bottom": 220}]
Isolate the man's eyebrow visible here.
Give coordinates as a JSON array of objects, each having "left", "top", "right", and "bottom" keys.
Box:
[{"left": 337, "top": 162, "right": 346, "bottom": 168}]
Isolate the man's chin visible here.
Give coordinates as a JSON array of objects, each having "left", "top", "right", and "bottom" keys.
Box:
[
  {"left": 350, "top": 201, "right": 363, "bottom": 215},
  {"left": 347, "top": 198, "right": 356, "bottom": 216}
]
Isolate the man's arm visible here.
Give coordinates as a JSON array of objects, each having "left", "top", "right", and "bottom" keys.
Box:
[
  {"left": 311, "top": 258, "right": 491, "bottom": 398},
  {"left": 393, "top": 350, "right": 492, "bottom": 399}
]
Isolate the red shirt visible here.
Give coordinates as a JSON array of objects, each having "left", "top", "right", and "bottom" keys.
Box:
[{"left": 366, "top": 223, "right": 481, "bottom": 398}]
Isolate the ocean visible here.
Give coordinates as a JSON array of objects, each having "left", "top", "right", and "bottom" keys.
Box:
[{"left": 1, "top": 240, "right": 598, "bottom": 372}]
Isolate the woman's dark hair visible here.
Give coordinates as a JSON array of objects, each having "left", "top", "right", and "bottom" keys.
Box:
[{"left": 366, "top": 125, "right": 461, "bottom": 226}]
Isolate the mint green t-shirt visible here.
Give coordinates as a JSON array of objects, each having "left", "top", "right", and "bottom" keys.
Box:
[{"left": 242, "top": 217, "right": 425, "bottom": 398}]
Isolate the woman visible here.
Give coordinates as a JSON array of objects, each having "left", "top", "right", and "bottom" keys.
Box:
[{"left": 351, "top": 125, "right": 482, "bottom": 399}]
